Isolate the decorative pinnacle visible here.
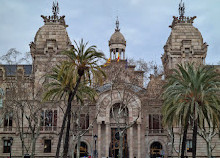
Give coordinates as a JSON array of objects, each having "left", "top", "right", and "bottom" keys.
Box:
[
  {"left": 179, "top": 0, "right": 185, "bottom": 17},
  {"left": 52, "top": 0, "right": 59, "bottom": 17},
  {"left": 115, "top": 16, "right": 120, "bottom": 31},
  {"left": 154, "top": 65, "right": 158, "bottom": 76}
]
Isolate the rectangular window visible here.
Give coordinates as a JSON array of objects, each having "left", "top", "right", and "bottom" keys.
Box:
[
  {"left": 186, "top": 140, "right": 192, "bottom": 152},
  {"left": 44, "top": 139, "right": 51, "bottom": 153},
  {"left": 80, "top": 114, "right": 89, "bottom": 130},
  {"left": 3, "top": 140, "right": 11, "bottom": 153},
  {"left": 149, "top": 114, "right": 163, "bottom": 133},
  {"left": 4, "top": 113, "right": 13, "bottom": 131},
  {"left": 40, "top": 109, "right": 57, "bottom": 131}
]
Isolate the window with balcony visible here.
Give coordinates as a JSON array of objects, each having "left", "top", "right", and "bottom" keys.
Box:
[
  {"left": 149, "top": 114, "right": 163, "bottom": 134},
  {"left": 4, "top": 113, "right": 13, "bottom": 131},
  {"left": 40, "top": 109, "right": 57, "bottom": 131}
]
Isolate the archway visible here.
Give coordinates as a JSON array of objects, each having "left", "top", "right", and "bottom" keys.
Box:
[
  {"left": 109, "top": 128, "right": 129, "bottom": 158},
  {"left": 74, "top": 142, "right": 89, "bottom": 157},
  {"left": 109, "top": 103, "right": 129, "bottom": 158},
  {"left": 150, "top": 142, "right": 163, "bottom": 158}
]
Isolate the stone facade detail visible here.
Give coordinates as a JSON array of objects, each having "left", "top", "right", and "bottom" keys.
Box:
[{"left": 0, "top": 2, "right": 220, "bottom": 158}]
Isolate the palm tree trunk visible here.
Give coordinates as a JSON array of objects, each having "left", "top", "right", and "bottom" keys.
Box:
[
  {"left": 63, "top": 76, "right": 82, "bottom": 158},
  {"left": 55, "top": 105, "right": 68, "bottom": 158},
  {"left": 192, "top": 119, "right": 198, "bottom": 158},
  {"left": 181, "top": 122, "right": 189, "bottom": 158},
  {"left": 55, "top": 76, "right": 82, "bottom": 158},
  {"left": 63, "top": 102, "right": 72, "bottom": 158},
  {"left": 55, "top": 92, "right": 73, "bottom": 158}
]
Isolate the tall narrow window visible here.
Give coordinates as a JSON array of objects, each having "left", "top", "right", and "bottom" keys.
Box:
[
  {"left": 3, "top": 140, "right": 11, "bottom": 153},
  {"left": 80, "top": 114, "right": 89, "bottom": 130},
  {"left": 44, "top": 139, "right": 51, "bottom": 153},
  {"left": 4, "top": 113, "right": 13, "bottom": 131},
  {"left": 149, "top": 114, "right": 163, "bottom": 133},
  {"left": 186, "top": 140, "right": 192, "bottom": 152},
  {"left": 40, "top": 109, "right": 57, "bottom": 131}
]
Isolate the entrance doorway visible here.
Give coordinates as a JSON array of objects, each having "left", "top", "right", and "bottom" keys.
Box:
[
  {"left": 150, "top": 142, "right": 163, "bottom": 158},
  {"left": 74, "top": 142, "right": 89, "bottom": 157},
  {"left": 109, "top": 128, "right": 129, "bottom": 158}
]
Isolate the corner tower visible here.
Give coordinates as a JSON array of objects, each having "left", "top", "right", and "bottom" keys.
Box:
[
  {"left": 30, "top": 1, "right": 72, "bottom": 58},
  {"left": 162, "top": 0, "right": 208, "bottom": 75},
  {"left": 109, "top": 17, "right": 126, "bottom": 60},
  {"left": 30, "top": 1, "right": 73, "bottom": 92}
]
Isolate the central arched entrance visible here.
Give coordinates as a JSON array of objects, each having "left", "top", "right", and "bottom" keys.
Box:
[
  {"left": 109, "top": 128, "right": 129, "bottom": 158},
  {"left": 150, "top": 142, "right": 163, "bottom": 158},
  {"left": 109, "top": 103, "right": 129, "bottom": 158},
  {"left": 74, "top": 142, "right": 89, "bottom": 157}
]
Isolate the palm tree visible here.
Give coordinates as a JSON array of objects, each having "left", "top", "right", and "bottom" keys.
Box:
[
  {"left": 162, "top": 63, "right": 220, "bottom": 158},
  {"left": 162, "top": 93, "right": 191, "bottom": 158},
  {"left": 44, "top": 39, "right": 106, "bottom": 158}
]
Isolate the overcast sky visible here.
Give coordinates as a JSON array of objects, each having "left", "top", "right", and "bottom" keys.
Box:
[{"left": 0, "top": 0, "right": 220, "bottom": 65}]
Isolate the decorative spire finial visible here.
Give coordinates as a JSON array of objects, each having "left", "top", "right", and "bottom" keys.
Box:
[
  {"left": 154, "top": 65, "right": 158, "bottom": 76},
  {"left": 115, "top": 16, "right": 120, "bottom": 31},
  {"left": 52, "top": 0, "right": 59, "bottom": 18},
  {"left": 179, "top": 0, "right": 185, "bottom": 17}
]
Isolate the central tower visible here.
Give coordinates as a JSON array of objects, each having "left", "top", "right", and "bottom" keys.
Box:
[{"left": 109, "top": 17, "right": 126, "bottom": 60}]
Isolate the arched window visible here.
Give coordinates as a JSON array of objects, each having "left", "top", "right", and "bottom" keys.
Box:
[
  {"left": 74, "top": 142, "right": 89, "bottom": 157},
  {"left": 110, "top": 103, "right": 128, "bottom": 118},
  {"left": 150, "top": 142, "right": 164, "bottom": 158},
  {"left": 0, "top": 88, "right": 4, "bottom": 108}
]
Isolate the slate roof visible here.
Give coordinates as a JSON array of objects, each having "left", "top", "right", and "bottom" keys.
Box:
[{"left": 2, "top": 65, "right": 32, "bottom": 76}]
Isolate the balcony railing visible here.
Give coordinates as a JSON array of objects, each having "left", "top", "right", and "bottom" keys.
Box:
[
  {"left": 40, "top": 126, "right": 57, "bottom": 131},
  {"left": 3, "top": 126, "right": 12, "bottom": 131},
  {"left": 149, "top": 129, "right": 164, "bottom": 134}
]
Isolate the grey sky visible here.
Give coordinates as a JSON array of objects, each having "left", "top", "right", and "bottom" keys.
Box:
[{"left": 0, "top": 0, "right": 219, "bottom": 65}]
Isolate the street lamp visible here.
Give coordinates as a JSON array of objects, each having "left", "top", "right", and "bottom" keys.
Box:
[
  {"left": 9, "top": 137, "right": 13, "bottom": 158},
  {"left": 94, "top": 135, "right": 98, "bottom": 158}
]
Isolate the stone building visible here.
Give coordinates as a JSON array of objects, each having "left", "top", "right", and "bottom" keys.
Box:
[{"left": 0, "top": 1, "right": 220, "bottom": 158}]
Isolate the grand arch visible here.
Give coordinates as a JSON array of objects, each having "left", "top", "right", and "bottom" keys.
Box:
[{"left": 96, "top": 89, "right": 142, "bottom": 158}]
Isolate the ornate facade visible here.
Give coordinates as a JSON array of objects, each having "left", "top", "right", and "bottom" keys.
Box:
[{"left": 0, "top": 1, "right": 220, "bottom": 158}]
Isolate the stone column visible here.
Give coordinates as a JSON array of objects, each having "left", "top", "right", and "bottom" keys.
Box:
[
  {"left": 123, "top": 51, "right": 125, "bottom": 60},
  {"left": 129, "top": 126, "right": 133, "bottom": 158},
  {"left": 98, "top": 123, "right": 101, "bottom": 158},
  {"left": 106, "top": 123, "right": 110, "bottom": 157},
  {"left": 138, "top": 124, "right": 141, "bottom": 158}
]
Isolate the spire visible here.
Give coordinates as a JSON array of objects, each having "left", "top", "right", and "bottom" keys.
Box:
[
  {"left": 154, "top": 65, "right": 158, "bottom": 76},
  {"left": 115, "top": 16, "right": 120, "bottom": 31},
  {"left": 179, "top": 0, "right": 185, "bottom": 18},
  {"left": 52, "top": 0, "right": 59, "bottom": 18}
]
